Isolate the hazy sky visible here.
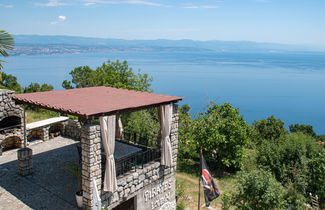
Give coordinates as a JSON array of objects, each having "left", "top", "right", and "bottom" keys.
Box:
[{"left": 1, "top": 0, "right": 325, "bottom": 45}]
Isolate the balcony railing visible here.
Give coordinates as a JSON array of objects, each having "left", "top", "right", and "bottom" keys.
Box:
[
  {"left": 115, "top": 147, "right": 161, "bottom": 177},
  {"left": 76, "top": 131, "right": 161, "bottom": 177}
]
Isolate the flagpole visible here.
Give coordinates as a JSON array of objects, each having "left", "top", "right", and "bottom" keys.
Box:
[{"left": 198, "top": 148, "right": 202, "bottom": 210}]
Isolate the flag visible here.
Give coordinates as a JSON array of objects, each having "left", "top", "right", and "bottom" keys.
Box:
[{"left": 200, "top": 153, "right": 220, "bottom": 207}]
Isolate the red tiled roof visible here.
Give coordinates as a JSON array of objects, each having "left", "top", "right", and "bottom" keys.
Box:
[{"left": 11, "top": 86, "right": 183, "bottom": 117}]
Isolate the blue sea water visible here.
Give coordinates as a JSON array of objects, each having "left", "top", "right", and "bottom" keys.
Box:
[{"left": 4, "top": 51, "right": 325, "bottom": 134}]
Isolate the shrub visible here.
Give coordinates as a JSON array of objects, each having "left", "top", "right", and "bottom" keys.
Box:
[
  {"left": 230, "top": 169, "right": 287, "bottom": 209},
  {"left": 257, "top": 133, "right": 324, "bottom": 202}
]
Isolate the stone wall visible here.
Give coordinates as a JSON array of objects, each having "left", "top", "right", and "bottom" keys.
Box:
[
  {"left": 80, "top": 103, "right": 179, "bottom": 210},
  {"left": 63, "top": 119, "right": 82, "bottom": 140},
  {"left": 0, "top": 89, "right": 24, "bottom": 150}
]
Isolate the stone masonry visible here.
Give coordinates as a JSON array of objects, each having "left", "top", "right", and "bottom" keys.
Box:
[
  {"left": 63, "top": 119, "right": 82, "bottom": 140},
  {"left": 80, "top": 103, "right": 179, "bottom": 210},
  {"left": 0, "top": 89, "right": 24, "bottom": 151},
  {"left": 81, "top": 123, "right": 102, "bottom": 209}
]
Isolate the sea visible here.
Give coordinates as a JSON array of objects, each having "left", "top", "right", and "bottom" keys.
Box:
[{"left": 4, "top": 51, "right": 325, "bottom": 134}]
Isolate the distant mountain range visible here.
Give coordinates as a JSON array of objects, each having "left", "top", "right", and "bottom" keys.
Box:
[{"left": 11, "top": 35, "right": 325, "bottom": 56}]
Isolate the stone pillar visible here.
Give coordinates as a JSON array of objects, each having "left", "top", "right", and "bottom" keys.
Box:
[
  {"left": 42, "top": 126, "right": 50, "bottom": 141},
  {"left": 81, "top": 124, "right": 102, "bottom": 210},
  {"left": 170, "top": 103, "right": 179, "bottom": 170},
  {"left": 17, "top": 148, "right": 33, "bottom": 176}
]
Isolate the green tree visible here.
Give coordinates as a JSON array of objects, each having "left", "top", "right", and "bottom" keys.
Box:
[
  {"left": 289, "top": 124, "right": 317, "bottom": 138},
  {"left": 192, "top": 102, "right": 252, "bottom": 170},
  {"left": 253, "top": 115, "right": 288, "bottom": 142},
  {"left": 62, "top": 60, "right": 152, "bottom": 92},
  {"left": 0, "top": 72, "right": 21, "bottom": 92},
  {"left": 62, "top": 60, "right": 157, "bottom": 140},
  {"left": 23, "top": 82, "right": 54, "bottom": 93},
  {"left": 178, "top": 104, "right": 197, "bottom": 160},
  {"left": 0, "top": 30, "right": 14, "bottom": 73},
  {"left": 122, "top": 109, "right": 160, "bottom": 147}
]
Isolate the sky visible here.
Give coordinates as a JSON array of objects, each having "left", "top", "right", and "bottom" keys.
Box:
[{"left": 1, "top": 0, "right": 325, "bottom": 46}]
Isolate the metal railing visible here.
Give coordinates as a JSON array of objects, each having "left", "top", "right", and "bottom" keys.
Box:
[
  {"left": 115, "top": 148, "right": 161, "bottom": 177},
  {"left": 122, "top": 131, "right": 158, "bottom": 148}
]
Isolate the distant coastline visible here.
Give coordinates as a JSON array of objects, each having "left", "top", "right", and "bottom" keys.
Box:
[{"left": 11, "top": 35, "right": 325, "bottom": 56}]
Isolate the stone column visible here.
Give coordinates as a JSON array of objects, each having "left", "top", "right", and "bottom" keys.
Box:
[
  {"left": 170, "top": 103, "right": 179, "bottom": 171},
  {"left": 17, "top": 148, "right": 33, "bottom": 176},
  {"left": 81, "top": 124, "right": 102, "bottom": 210},
  {"left": 42, "top": 126, "right": 50, "bottom": 141}
]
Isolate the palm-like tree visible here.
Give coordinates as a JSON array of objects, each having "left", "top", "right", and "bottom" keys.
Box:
[{"left": 0, "top": 30, "right": 14, "bottom": 82}]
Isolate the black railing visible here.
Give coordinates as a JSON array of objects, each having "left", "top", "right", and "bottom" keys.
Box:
[
  {"left": 115, "top": 148, "right": 161, "bottom": 177},
  {"left": 122, "top": 131, "right": 158, "bottom": 148}
]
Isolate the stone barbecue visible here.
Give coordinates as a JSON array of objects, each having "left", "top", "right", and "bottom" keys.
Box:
[{"left": 0, "top": 89, "right": 24, "bottom": 154}]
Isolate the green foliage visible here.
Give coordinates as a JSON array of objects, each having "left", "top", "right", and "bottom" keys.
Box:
[
  {"left": 284, "top": 182, "right": 307, "bottom": 210},
  {"left": 62, "top": 60, "right": 153, "bottom": 92},
  {"left": 23, "top": 82, "right": 54, "bottom": 93},
  {"left": 221, "top": 193, "right": 233, "bottom": 210},
  {"left": 253, "top": 115, "right": 288, "bottom": 143},
  {"left": 257, "top": 133, "right": 324, "bottom": 201},
  {"left": 0, "top": 30, "right": 14, "bottom": 71},
  {"left": 0, "top": 72, "right": 22, "bottom": 92},
  {"left": 318, "top": 135, "right": 325, "bottom": 142},
  {"left": 289, "top": 123, "right": 317, "bottom": 137},
  {"left": 178, "top": 104, "right": 197, "bottom": 160},
  {"left": 122, "top": 109, "right": 159, "bottom": 147},
  {"left": 230, "top": 169, "right": 287, "bottom": 210},
  {"left": 191, "top": 102, "right": 252, "bottom": 170}
]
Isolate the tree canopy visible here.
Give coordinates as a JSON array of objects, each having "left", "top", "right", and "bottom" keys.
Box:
[
  {"left": 0, "top": 72, "right": 21, "bottom": 92},
  {"left": 253, "top": 115, "right": 288, "bottom": 142},
  {"left": 23, "top": 82, "right": 53, "bottom": 93},
  {"left": 62, "top": 60, "right": 152, "bottom": 92},
  {"left": 289, "top": 123, "right": 317, "bottom": 138},
  {"left": 191, "top": 102, "right": 252, "bottom": 170}
]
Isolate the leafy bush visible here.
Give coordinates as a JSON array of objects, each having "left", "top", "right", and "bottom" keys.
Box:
[
  {"left": 253, "top": 115, "right": 288, "bottom": 143},
  {"left": 229, "top": 169, "right": 287, "bottom": 209},
  {"left": 257, "top": 133, "right": 324, "bottom": 202}
]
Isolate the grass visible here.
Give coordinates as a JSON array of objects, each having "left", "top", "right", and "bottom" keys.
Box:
[
  {"left": 26, "top": 109, "right": 60, "bottom": 123},
  {"left": 176, "top": 149, "right": 258, "bottom": 210},
  {"left": 176, "top": 159, "right": 239, "bottom": 210}
]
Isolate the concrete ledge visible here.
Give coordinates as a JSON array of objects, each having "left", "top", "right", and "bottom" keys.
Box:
[{"left": 26, "top": 117, "right": 69, "bottom": 130}]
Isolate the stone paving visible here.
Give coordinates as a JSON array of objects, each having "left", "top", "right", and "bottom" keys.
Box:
[{"left": 0, "top": 137, "right": 80, "bottom": 210}]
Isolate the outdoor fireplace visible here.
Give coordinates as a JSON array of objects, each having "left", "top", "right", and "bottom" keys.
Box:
[
  {"left": 0, "top": 89, "right": 24, "bottom": 153},
  {"left": 0, "top": 116, "right": 22, "bottom": 132}
]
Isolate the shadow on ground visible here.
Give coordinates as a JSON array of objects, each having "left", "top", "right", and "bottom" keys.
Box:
[{"left": 0, "top": 138, "right": 80, "bottom": 210}]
